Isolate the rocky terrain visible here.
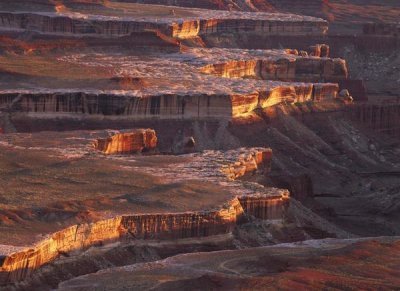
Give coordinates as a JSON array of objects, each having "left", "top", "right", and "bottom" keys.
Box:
[{"left": 0, "top": 0, "right": 399, "bottom": 290}]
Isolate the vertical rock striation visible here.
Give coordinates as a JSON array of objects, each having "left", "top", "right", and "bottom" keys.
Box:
[
  {"left": 94, "top": 129, "right": 157, "bottom": 154},
  {"left": 349, "top": 103, "right": 400, "bottom": 136},
  {"left": 238, "top": 191, "right": 290, "bottom": 219},
  {"left": 221, "top": 149, "right": 272, "bottom": 180},
  {"left": 0, "top": 192, "right": 290, "bottom": 285},
  {"left": 200, "top": 56, "right": 347, "bottom": 82}
]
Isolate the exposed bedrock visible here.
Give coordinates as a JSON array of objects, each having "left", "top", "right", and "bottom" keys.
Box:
[
  {"left": 0, "top": 12, "right": 328, "bottom": 39},
  {"left": 0, "top": 192, "right": 290, "bottom": 285},
  {"left": 363, "top": 22, "right": 400, "bottom": 38},
  {"left": 0, "top": 12, "right": 163, "bottom": 37},
  {"left": 349, "top": 103, "right": 400, "bottom": 137},
  {"left": 238, "top": 193, "right": 289, "bottom": 220},
  {"left": 231, "top": 104, "right": 400, "bottom": 237},
  {"left": 0, "top": 85, "right": 340, "bottom": 119},
  {"left": 267, "top": 174, "right": 314, "bottom": 201},
  {"left": 309, "top": 43, "right": 330, "bottom": 57},
  {"left": 171, "top": 18, "right": 328, "bottom": 39},
  {"left": 0, "top": 92, "right": 234, "bottom": 118},
  {"left": 94, "top": 129, "right": 157, "bottom": 154},
  {"left": 200, "top": 57, "right": 348, "bottom": 82},
  {"left": 221, "top": 148, "right": 272, "bottom": 179}
]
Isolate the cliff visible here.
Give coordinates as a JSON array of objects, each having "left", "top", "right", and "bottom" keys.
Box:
[
  {"left": 171, "top": 18, "right": 328, "bottom": 39},
  {"left": 0, "top": 84, "right": 340, "bottom": 119},
  {"left": 0, "top": 11, "right": 327, "bottom": 39},
  {"left": 221, "top": 149, "right": 272, "bottom": 180},
  {"left": 238, "top": 192, "right": 290, "bottom": 219},
  {"left": 0, "top": 191, "right": 289, "bottom": 285},
  {"left": 94, "top": 129, "right": 157, "bottom": 154},
  {"left": 200, "top": 56, "right": 348, "bottom": 82},
  {"left": 349, "top": 103, "right": 400, "bottom": 136}
]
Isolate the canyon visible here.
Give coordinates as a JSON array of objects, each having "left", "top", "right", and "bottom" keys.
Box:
[{"left": 0, "top": 0, "right": 399, "bottom": 290}]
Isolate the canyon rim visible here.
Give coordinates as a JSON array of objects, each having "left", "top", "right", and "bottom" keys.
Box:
[{"left": 0, "top": 1, "right": 399, "bottom": 290}]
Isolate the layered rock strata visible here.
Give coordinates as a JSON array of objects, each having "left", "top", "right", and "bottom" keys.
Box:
[
  {"left": 0, "top": 10, "right": 328, "bottom": 39},
  {"left": 200, "top": 57, "right": 347, "bottom": 82},
  {"left": 0, "top": 192, "right": 289, "bottom": 285},
  {"left": 349, "top": 103, "right": 400, "bottom": 136},
  {"left": 0, "top": 84, "right": 339, "bottom": 119},
  {"left": 221, "top": 148, "right": 272, "bottom": 179},
  {"left": 94, "top": 129, "right": 157, "bottom": 154},
  {"left": 0, "top": 140, "right": 290, "bottom": 285},
  {"left": 238, "top": 192, "right": 289, "bottom": 219}
]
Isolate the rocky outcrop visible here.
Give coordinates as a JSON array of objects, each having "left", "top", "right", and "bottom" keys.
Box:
[
  {"left": 94, "top": 129, "right": 157, "bottom": 154},
  {"left": 309, "top": 44, "right": 329, "bottom": 57},
  {"left": 0, "top": 85, "right": 340, "bottom": 119},
  {"left": 0, "top": 191, "right": 290, "bottom": 285},
  {"left": 221, "top": 149, "right": 272, "bottom": 179},
  {"left": 200, "top": 56, "right": 348, "bottom": 82},
  {"left": 0, "top": 11, "right": 328, "bottom": 39},
  {"left": 258, "top": 83, "right": 338, "bottom": 107},
  {"left": 172, "top": 18, "right": 328, "bottom": 39},
  {"left": 0, "top": 12, "right": 163, "bottom": 37},
  {"left": 238, "top": 192, "right": 289, "bottom": 219},
  {"left": 349, "top": 103, "right": 400, "bottom": 136},
  {"left": 0, "top": 92, "right": 234, "bottom": 118}
]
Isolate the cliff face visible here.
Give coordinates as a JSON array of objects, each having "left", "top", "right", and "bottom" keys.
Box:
[
  {"left": 0, "top": 192, "right": 289, "bottom": 285},
  {"left": 0, "top": 11, "right": 327, "bottom": 39},
  {"left": 221, "top": 149, "right": 272, "bottom": 179},
  {"left": 349, "top": 104, "right": 400, "bottom": 136},
  {"left": 94, "top": 129, "right": 157, "bottom": 154},
  {"left": 0, "top": 85, "right": 340, "bottom": 119},
  {"left": 201, "top": 56, "right": 348, "bottom": 82},
  {"left": 238, "top": 192, "right": 290, "bottom": 219},
  {"left": 172, "top": 18, "right": 328, "bottom": 39},
  {"left": 0, "top": 12, "right": 163, "bottom": 36},
  {"left": 258, "top": 83, "right": 338, "bottom": 107},
  {"left": 0, "top": 92, "right": 233, "bottom": 118}
]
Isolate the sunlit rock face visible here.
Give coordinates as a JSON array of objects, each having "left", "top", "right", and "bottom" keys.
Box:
[
  {"left": 221, "top": 149, "right": 272, "bottom": 180},
  {"left": 0, "top": 9, "right": 327, "bottom": 39},
  {"left": 309, "top": 44, "right": 330, "bottom": 57},
  {"left": 0, "top": 192, "right": 291, "bottom": 285},
  {"left": 171, "top": 18, "right": 328, "bottom": 39},
  {"left": 94, "top": 129, "right": 157, "bottom": 154},
  {"left": 200, "top": 56, "right": 348, "bottom": 82},
  {"left": 238, "top": 192, "right": 290, "bottom": 219},
  {"left": 0, "top": 84, "right": 339, "bottom": 119}
]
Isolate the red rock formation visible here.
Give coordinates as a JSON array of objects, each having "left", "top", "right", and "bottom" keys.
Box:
[
  {"left": 0, "top": 191, "right": 290, "bottom": 285},
  {"left": 0, "top": 85, "right": 340, "bottom": 119},
  {"left": 238, "top": 192, "right": 290, "bottom": 219},
  {"left": 309, "top": 44, "right": 330, "bottom": 57},
  {"left": 221, "top": 149, "right": 272, "bottom": 180},
  {"left": 0, "top": 11, "right": 328, "bottom": 39},
  {"left": 94, "top": 129, "right": 157, "bottom": 154},
  {"left": 201, "top": 55, "right": 348, "bottom": 82}
]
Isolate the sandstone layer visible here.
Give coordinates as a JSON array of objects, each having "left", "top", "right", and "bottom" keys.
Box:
[
  {"left": 0, "top": 192, "right": 289, "bottom": 285},
  {"left": 0, "top": 8, "right": 327, "bottom": 39},
  {"left": 94, "top": 129, "right": 157, "bottom": 154}
]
